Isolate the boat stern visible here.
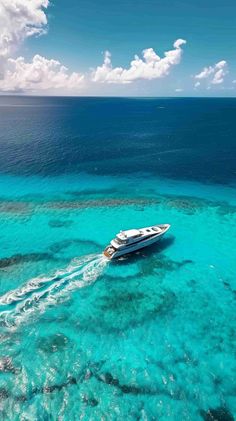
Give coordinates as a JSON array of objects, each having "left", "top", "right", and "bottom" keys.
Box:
[{"left": 103, "top": 245, "right": 116, "bottom": 259}]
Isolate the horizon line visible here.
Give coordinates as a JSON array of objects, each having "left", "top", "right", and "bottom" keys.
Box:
[{"left": 0, "top": 94, "right": 236, "bottom": 99}]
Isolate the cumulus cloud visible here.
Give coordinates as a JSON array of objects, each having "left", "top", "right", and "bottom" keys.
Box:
[
  {"left": 92, "top": 39, "right": 186, "bottom": 84},
  {"left": 0, "top": 0, "right": 49, "bottom": 60},
  {"left": 194, "top": 60, "right": 227, "bottom": 87},
  {"left": 0, "top": 54, "right": 84, "bottom": 92},
  {"left": 211, "top": 60, "right": 227, "bottom": 84},
  {"left": 0, "top": 0, "right": 84, "bottom": 93}
]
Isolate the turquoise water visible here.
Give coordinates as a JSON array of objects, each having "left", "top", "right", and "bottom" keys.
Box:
[{"left": 0, "top": 97, "right": 235, "bottom": 420}]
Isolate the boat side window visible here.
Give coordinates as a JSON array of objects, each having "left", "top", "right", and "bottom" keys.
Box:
[
  {"left": 128, "top": 234, "right": 141, "bottom": 242},
  {"left": 116, "top": 237, "right": 127, "bottom": 244}
]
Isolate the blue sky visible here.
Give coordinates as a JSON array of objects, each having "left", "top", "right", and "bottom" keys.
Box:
[{"left": 1, "top": 0, "right": 236, "bottom": 95}]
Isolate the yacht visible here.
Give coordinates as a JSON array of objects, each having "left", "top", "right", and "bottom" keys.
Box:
[{"left": 104, "top": 224, "right": 170, "bottom": 259}]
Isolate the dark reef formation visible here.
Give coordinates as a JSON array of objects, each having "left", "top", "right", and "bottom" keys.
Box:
[
  {"left": 65, "top": 187, "right": 118, "bottom": 197},
  {"left": 49, "top": 238, "right": 100, "bottom": 254},
  {"left": 0, "top": 200, "right": 30, "bottom": 214},
  {"left": 139, "top": 254, "right": 193, "bottom": 277},
  {"left": 48, "top": 219, "right": 73, "bottom": 228},
  {"left": 59, "top": 252, "right": 193, "bottom": 334},
  {"left": 43, "top": 197, "right": 160, "bottom": 210},
  {"left": 0, "top": 360, "right": 184, "bottom": 406},
  {"left": 222, "top": 281, "right": 236, "bottom": 300},
  {"left": 163, "top": 194, "right": 236, "bottom": 217},
  {"left": 200, "top": 407, "right": 234, "bottom": 421},
  {"left": 37, "top": 333, "right": 69, "bottom": 354},
  {"left": 94, "top": 371, "right": 158, "bottom": 396},
  {"left": 0, "top": 252, "right": 53, "bottom": 269},
  {"left": 1, "top": 191, "right": 236, "bottom": 219},
  {"left": 164, "top": 196, "right": 206, "bottom": 215}
]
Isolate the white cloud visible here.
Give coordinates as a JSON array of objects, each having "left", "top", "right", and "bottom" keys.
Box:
[
  {"left": 92, "top": 39, "right": 186, "bottom": 84},
  {"left": 211, "top": 60, "right": 227, "bottom": 84},
  {"left": 0, "top": 0, "right": 49, "bottom": 60},
  {"left": 0, "top": 0, "right": 85, "bottom": 93},
  {"left": 175, "top": 88, "right": 183, "bottom": 92},
  {"left": 195, "top": 66, "right": 214, "bottom": 80},
  {"left": 194, "top": 60, "right": 227, "bottom": 87},
  {"left": 0, "top": 54, "right": 84, "bottom": 92}
]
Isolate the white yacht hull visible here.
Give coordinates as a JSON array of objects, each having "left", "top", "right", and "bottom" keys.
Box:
[{"left": 104, "top": 224, "right": 170, "bottom": 260}]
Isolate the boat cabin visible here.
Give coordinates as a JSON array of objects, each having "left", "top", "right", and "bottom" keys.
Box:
[
  {"left": 113, "top": 226, "right": 162, "bottom": 247},
  {"left": 116, "top": 229, "right": 140, "bottom": 244}
]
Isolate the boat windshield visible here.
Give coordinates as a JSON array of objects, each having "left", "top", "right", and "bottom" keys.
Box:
[
  {"left": 115, "top": 237, "right": 127, "bottom": 245},
  {"left": 152, "top": 226, "right": 161, "bottom": 232}
]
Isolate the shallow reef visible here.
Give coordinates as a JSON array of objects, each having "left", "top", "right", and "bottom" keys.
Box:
[
  {"left": 43, "top": 197, "right": 160, "bottom": 210},
  {"left": 0, "top": 186, "right": 235, "bottom": 419},
  {"left": 0, "top": 200, "right": 30, "bottom": 214},
  {"left": 0, "top": 252, "right": 53, "bottom": 269},
  {"left": 200, "top": 407, "right": 234, "bottom": 421},
  {"left": 37, "top": 333, "right": 69, "bottom": 354},
  {"left": 49, "top": 238, "right": 101, "bottom": 254},
  {"left": 48, "top": 219, "right": 74, "bottom": 228}
]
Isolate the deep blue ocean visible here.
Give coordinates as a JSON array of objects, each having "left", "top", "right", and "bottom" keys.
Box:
[{"left": 0, "top": 96, "right": 235, "bottom": 420}]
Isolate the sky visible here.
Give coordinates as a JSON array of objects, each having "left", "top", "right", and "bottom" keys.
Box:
[{"left": 0, "top": 0, "right": 236, "bottom": 96}]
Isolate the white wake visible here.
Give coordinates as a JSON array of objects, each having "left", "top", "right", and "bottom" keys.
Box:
[{"left": 0, "top": 253, "right": 108, "bottom": 330}]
